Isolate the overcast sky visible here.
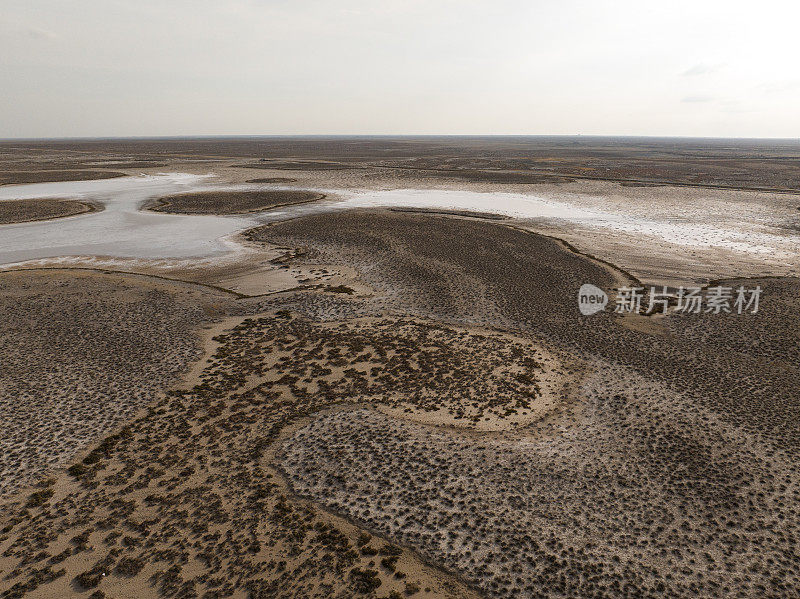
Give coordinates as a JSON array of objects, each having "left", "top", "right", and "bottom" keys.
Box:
[{"left": 2, "top": 0, "right": 799, "bottom": 138}]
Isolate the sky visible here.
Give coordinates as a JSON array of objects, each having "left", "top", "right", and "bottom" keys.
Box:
[{"left": 1, "top": 0, "right": 799, "bottom": 138}]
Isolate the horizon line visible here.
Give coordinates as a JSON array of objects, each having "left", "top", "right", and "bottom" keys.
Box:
[{"left": 2, "top": 133, "right": 800, "bottom": 143}]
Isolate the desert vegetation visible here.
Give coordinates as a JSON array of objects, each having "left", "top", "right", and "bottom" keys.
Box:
[
  {"left": 146, "top": 190, "right": 324, "bottom": 215},
  {"left": 0, "top": 138, "right": 798, "bottom": 598},
  {"left": 281, "top": 360, "right": 800, "bottom": 598},
  {"left": 0, "top": 310, "right": 481, "bottom": 598},
  {"left": 0, "top": 170, "right": 125, "bottom": 185},
  {"left": 0, "top": 198, "right": 100, "bottom": 224},
  {"left": 0, "top": 269, "right": 228, "bottom": 498},
  {"left": 257, "top": 210, "right": 800, "bottom": 451},
  {"left": 245, "top": 178, "right": 298, "bottom": 184}
]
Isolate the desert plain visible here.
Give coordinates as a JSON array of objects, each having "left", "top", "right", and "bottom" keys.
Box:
[{"left": 0, "top": 136, "right": 798, "bottom": 599}]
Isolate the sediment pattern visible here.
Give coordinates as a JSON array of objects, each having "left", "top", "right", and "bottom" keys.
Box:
[
  {"left": 281, "top": 362, "right": 800, "bottom": 598},
  {"left": 0, "top": 199, "right": 98, "bottom": 224},
  {"left": 0, "top": 270, "right": 223, "bottom": 498},
  {"left": 0, "top": 312, "right": 482, "bottom": 598},
  {"left": 146, "top": 190, "right": 323, "bottom": 215}
]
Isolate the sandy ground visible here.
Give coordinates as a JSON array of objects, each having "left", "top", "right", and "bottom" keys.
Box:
[
  {"left": 0, "top": 269, "right": 231, "bottom": 498},
  {"left": 0, "top": 139, "right": 798, "bottom": 599},
  {"left": 2, "top": 209, "right": 797, "bottom": 597},
  {"left": 0, "top": 305, "right": 482, "bottom": 599}
]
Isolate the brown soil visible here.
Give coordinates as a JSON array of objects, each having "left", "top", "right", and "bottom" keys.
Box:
[
  {"left": 389, "top": 168, "right": 575, "bottom": 184},
  {"left": 6, "top": 136, "right": 800, "bottom": 191},
  {"left": 389, "top": 207, "right": 510, "bottom": 220},
  {"left": 0, "top": 138, "right": 798, "bottom": 599},
  {"left": 146, "top": 190, "right": 325, "bottom": 215},
  {"left": 245, "top": 177, "right": 299, "bottom": 184},
  {"left": 256, "top": 210, "right": 800, "bottom": 450},
  {"left": 0, "top": 198, "right": 101, "bottom": 224},
  {"left": 81, "top": 161, "right": 167, "bottom": 169},
  {"left": 0, "top": 170, "right": 126, "bottom": 185},
  {"left": 235, "top": 160, "right": 358, "bottom": 171},
  {"left": 0, "top": 269, "right": 231, "bottom": 498},
  {"left": 0, "top": 296, "right": 479, "bottom": 599},
  {"left": 1, "top": 207, "right": 798, "bottom": 597}
]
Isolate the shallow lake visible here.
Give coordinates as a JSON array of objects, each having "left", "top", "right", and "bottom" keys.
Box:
[
  {"left": 0, "top": 174, "right": 256, "bottom": 265},
  {"left": 0, "top": 175, "right": 796, "bottom": 267}
]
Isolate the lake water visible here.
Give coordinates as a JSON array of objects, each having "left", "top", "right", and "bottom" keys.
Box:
[
  {"left": 0, "top": 174, "right": 256, "bottom": 265},
  {"left": 0, "top": 175, "right": 796, "bottom": 267}
]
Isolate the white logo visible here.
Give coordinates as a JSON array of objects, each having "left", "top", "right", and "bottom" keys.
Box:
[{"left": 578, "top": 284, "right": 608, "bottom": 315}]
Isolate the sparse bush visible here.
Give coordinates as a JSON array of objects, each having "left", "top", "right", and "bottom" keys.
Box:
[
  {"left": 26, "top": 489, "right": 54, "bottom": 507},
  {"left": 349, "top": 567, "right": 381, "bottom": 593}
]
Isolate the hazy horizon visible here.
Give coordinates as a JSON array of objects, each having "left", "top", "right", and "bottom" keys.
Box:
[
  {"left": 3, "top": 0, "right": 799, "bottom": 139},
  {"left": 3, "top": 134, "right": 800, "bottom": 143}
]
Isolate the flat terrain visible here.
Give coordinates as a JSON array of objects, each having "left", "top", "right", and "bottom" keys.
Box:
[
  {"left": 146, "top": 190, "right": 324, "bottom": 215},
  {"left": 0, "top": 269, "right": 229, "bottom": 498},
  {"left": 0, "top": 198, "right": 100, "bottom": 224},
  {"left": 5, "top": 136, "right": 800, "bottom": 192},
  {"left": 3, "top": 136, "right": 797, "bottom": 285},
  {"left": 0, "top": 302, "right": 480, "bottom": 599},
  {"left": 0, "top": 137, "right": 798, "bottom": 599},
  {"left": 259, "top": 211, "right": 800, "bottom": 450},
  {"left": 245, "top": 177, "right": 298, "bottom": 184},
  {"left": 0, "top": 170, "right": 125, "bottom": 185}
]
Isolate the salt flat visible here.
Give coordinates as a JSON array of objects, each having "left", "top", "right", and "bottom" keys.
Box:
[
  {"left": 0, "top": 174, "right": 257, "bottom": 264},
  {"left": 2, "top": 175, "right": 796, "bottom": 281}
]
